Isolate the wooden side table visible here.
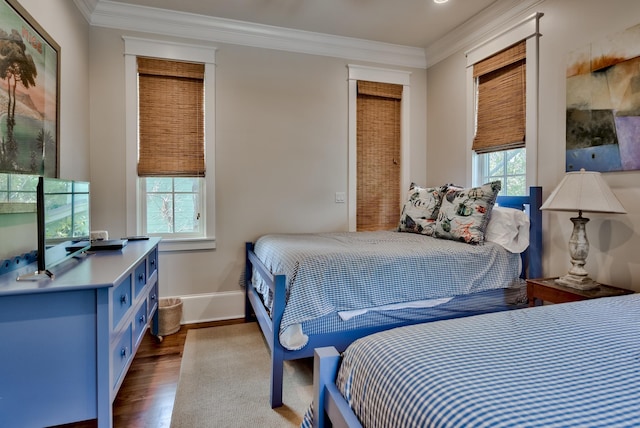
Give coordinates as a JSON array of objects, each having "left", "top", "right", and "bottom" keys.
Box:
[{"left": 526, "top": 277, "right": 633, "bottom": 307}]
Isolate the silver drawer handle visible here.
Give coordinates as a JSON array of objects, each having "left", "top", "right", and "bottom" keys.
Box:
[
  {"left": 120, "top": 347, "right": 128, "bottom": 358},
  {"left": 139, "top": 315, "right": 146, "bottom": 324},
  {"left": 120, "top": 294, "right": 128, "bottom": 305}
]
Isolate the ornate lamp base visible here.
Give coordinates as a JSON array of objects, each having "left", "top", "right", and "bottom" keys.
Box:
[
  {"left": 555, "top": 273, "right": 600, "bottom": 290},
  {"left": 557, "top": 212, "right": 600, "bottom": 291}
]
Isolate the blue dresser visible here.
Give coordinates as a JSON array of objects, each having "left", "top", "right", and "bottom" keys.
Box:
[{"left": 0, "top": 238, "right": 160, "bottom": 428}]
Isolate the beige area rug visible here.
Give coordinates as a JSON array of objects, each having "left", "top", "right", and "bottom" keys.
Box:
[{"left": 170, "top": 322, "right": 313, "bottom": 428}]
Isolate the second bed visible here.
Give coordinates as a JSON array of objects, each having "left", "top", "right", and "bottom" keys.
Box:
[{"left": 244, "top": 185, "right": 543, "bottom": 407}]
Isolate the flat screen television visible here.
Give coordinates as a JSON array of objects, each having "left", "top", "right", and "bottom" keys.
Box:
[{"left": 17, "top": 177, "right": 90, "bottom": 280}]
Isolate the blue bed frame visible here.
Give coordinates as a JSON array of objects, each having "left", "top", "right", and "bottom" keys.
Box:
[{"left": 244, "top": 186, "right": 542, "bottom": 408}]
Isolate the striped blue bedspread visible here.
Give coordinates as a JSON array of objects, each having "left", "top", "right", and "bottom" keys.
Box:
[
  {"left": 252, "top": 231, "right": 521, "bottom": 350},
  {"left": 327, "top": 294, "right": 640, "bottom": 427}
]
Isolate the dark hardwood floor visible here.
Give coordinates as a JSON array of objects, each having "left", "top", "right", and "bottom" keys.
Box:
[{"left": 59, "top": 318, "right": 243, "bottom": 428}]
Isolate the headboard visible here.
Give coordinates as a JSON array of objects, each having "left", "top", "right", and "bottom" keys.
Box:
[{"left": 495, "top": 186, "right": 542, "bottom": 279}]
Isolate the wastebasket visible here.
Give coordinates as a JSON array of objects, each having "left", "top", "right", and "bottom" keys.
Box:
[{"left": 158, "top": 297, "right": 183, "bottom": 336}]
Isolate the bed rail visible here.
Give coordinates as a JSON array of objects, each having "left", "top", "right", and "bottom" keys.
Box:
[
  {"left": 314, "top": 347, "right": 362, "bottom": 428},
  {"left": 245, "top": 242, "right": 285, "bottom": 407}
]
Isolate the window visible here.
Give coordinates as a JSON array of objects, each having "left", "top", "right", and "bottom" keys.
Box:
[
  {"left": 347, "top": 65, "right": 411, "bottom": 231},
  {"left": 141, "top": 177, "right": 203, "bottom": 235},
  {"left": 124, "top": 38, "right": 216, "bottom": 251},
  {"left": 0, "top": 173, "right": 38, "bottom": 203},
  {"left": 477, "top": 148, "right": 526, "bottom": 196},
  {"left": 466, "top": 13, "right": 542, "bottom": 196},
  {"left": 137, "top": 57, "right": 205, "bottom": 239},
  {"left": 473, "top": 41, "right": 526, "bottom": 196},
  {"left": 356, "top": 80, "right": 403, "bottom": 231}
]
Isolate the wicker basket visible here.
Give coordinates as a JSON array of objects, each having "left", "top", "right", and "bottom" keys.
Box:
[{"left": 158, "top": 298, "right": 182, "bottom": 336}]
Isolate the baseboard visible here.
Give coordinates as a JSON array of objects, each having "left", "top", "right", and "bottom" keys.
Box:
[{"left": 174, "top": 291, "right": 245, "bottom": 324}]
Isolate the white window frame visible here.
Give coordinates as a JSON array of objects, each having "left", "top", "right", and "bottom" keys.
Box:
[
  {"left": 466, "top": 12, "right": 542, "bottom": 191},
  {"left": 139, "top": 176, "right": 205, "bottom": 238},
  {"left": 124, "top": 37, "right": 216, "bottom": 251},
  {"left": 478, "top": 148, "right": 526, "bottom": 196}
]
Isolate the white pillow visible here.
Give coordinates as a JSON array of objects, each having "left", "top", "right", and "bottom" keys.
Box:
[{"left": 485, "top": 206, "right": 530, "bottom": 253}]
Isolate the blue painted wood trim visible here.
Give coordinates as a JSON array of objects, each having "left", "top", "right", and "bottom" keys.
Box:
[
  {"left": 246, "top": 244, "right": 288, "bottom": 407},
  {"left": 270, "top": 273, "right": 286, "bottom": 408},
  {"left": 96, "top": 287, "right": 111, "bottom": 428},
  {"left": 244, "top": 242, "right": 256, "bottom": 322},
  {"left": 0, "top": 250, "right": 38, "bottom": 275},
  {"left": 528, "top": 186, "right": 543, "bottom": 278},
  {"left": 314, "top": 347, "right": 340, "bottom": 428},
  {"left": 314, "top": 347, "right": 362, "bottom": 428}
]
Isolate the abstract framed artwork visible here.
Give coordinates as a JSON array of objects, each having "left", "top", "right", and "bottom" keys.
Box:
[
  {"left": 0, "top": 0, "right": 59, "bottom": 177},
  {"left": 566, "top": 22, "right": 640, "bottom": 172}
]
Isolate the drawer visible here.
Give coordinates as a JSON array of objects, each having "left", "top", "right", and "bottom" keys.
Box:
[
  {"left": 134, "top": 299, "right": 148, "bottom": 348},
  {"left": 112, "top": 276, "right": 132, "bottom": 329},
  {"left": 148, "top": 247, "right": 158, "bottom": 277},
  {"left": 112, "top": 325, "right": 133, "bottom": 389},
  {"left": 148, "top": 281, "right": 159, "bottom": 319},
  {"left": 134, "top": 261, "right": 147, "bottom": 297}
]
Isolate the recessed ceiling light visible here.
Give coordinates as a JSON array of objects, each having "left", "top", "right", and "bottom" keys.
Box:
[{"left": 434, "top": 0, "right": 449, "bottom": 3}]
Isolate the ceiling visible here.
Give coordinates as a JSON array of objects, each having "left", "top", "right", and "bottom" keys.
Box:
[{"left": 100, "top": 0, "right": 502, "bottom": 48}]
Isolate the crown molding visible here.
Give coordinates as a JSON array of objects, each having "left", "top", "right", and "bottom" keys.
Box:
[
  {"left": 72, "top": 0, "right": 98, "bottom": 23},
  {"left": 74, "top": 0, "right": 427, "bottom": 69},
  {"left": 424, "top": 0, "right": 546, "bottom": 68},
  {"left": 73, "top": 0, "right": 545, "bottom": 70}
]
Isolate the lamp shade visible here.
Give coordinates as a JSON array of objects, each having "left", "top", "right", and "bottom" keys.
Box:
[{"left": 540, "top": 168, "right": 626, "bottom": 214}]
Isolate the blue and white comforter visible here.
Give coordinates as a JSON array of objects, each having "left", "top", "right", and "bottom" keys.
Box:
[
  {"left": 252, "top": 231, "right": 521, "bottom": 350},
  {"left": 326, "top": 294, "right": 640, "bottom": 427}
]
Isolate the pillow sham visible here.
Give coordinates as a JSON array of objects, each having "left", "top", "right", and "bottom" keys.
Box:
[
  {"left": 434, "top": 181, "right": 501, "bottom": 244},
  {"left": 398, "top": 183, "right": 444, "bottom": 236},
  {"left": 485, "top": 206, "right": 530, "bottom": 253}
]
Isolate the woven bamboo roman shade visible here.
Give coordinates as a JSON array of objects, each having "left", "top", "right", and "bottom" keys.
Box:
[
  {"left": 357, "top": 80, "right": 403, "bottom": 100},
  {"left": 356, "top": 80, "right": 402, "bottom": 231},
  {"left": 472, "top": 41, "right": 526, "bottom": 154},
  {"left": 137, "top": 57, "right": 205, "bottom": 177}
]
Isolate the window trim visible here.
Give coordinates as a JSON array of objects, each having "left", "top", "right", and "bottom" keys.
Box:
[
  {"left": 465, "top": 12, "right": 542, "bottom": 189},
  {"left": 123, "top": 37, "right": 217, "bottom": 251}
]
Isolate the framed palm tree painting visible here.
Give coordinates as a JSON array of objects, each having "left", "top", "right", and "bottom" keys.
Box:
[{"left": 0, "top": 0, "right": 59, "bottom": 177}]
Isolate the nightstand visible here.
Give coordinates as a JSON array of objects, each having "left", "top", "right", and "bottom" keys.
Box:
[{"left": 526, "top": 277, "right": 633, "bottom": 307}]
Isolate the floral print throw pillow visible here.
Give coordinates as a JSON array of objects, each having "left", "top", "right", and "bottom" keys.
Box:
[
  {"left": 398, "top": 183, "right": 445, "bottom": 235},
  {"left": 434, "top": 181, "right": 501, "bottom": 244}
]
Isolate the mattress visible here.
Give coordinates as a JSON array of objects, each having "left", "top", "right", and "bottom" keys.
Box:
[
  {"left": 325, "top": 294, "right": 640, "bottom": 427},
  {"left": 251, "top": 231, "right": 522, "bottom": 350}
]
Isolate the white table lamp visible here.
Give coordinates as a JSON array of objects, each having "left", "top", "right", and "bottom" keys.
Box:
[{"left": 540, "top": 168, "right": 626, "bottom": 290}]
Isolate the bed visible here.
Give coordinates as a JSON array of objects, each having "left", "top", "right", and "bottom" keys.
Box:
[
  {"left": 244, "top": 184, "right": 543, "bottom": 408},
  {"left": 307, "top": 293, "right": 640, "bottom": 428}
]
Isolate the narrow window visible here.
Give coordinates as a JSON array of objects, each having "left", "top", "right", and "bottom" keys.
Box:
[
  {"left": 473, "top": 41, "right": 527, "bottom": 196},
  {"left": 356, "top": 80, "right": 402, "bottom": 231},
  {"left": 136, "top": 58, "right": 205, "bottom": 238},
  {"left": 124, "top": 38, "right": 216, "bottom": 250}
]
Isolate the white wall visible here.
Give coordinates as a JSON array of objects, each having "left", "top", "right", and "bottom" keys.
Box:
[
  {"left": 0, "top": 0, "right": 89, "bottom": 261},
  {"left": 427, "top": 0, "right": 640, "bottom": 291},
  {"left": 89, "top": 28, "right": 427, "bottom": 321}
]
